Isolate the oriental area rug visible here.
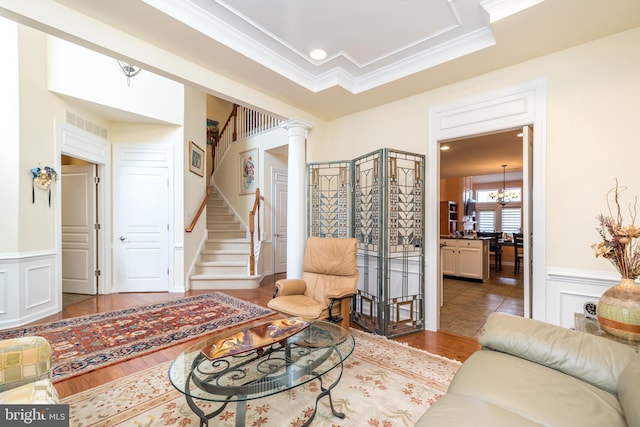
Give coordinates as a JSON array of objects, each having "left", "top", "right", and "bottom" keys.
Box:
[
  {"left": 0, "top": 292, "right": 273, "bottom": 382},
  {"left": 62, "top": 329, "right": 461, "bottom": 427}
]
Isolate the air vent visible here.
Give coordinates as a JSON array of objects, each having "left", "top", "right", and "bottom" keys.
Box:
[
  {"left": 584, "top": 301, "right": 597, "bottom": 319},
  {"left": 65, "top": 111, "right": 108, "bottom": 139}
]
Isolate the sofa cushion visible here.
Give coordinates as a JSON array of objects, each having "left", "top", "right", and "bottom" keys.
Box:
[
  {"left": 446, "top": 350, "right": 627, "bottom": 427},
  {"left": 0, "top": 336, "right": 53, "bottom": 392},
  {"left": 416, "top": 393, "right": 543, "bottom": 427},
  {"left": 0, "top": 379, "right": 58, "bottom": 404},
  {"left": 618, "top": 355, "right": 640, "bottom": 427},
  {"left": 479, "top": 313, "right": 636, "bottom": 394}
]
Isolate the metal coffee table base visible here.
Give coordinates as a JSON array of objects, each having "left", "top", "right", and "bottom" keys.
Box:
[{"left": 184, "top": 362, "right": 346, "bottom": 427}]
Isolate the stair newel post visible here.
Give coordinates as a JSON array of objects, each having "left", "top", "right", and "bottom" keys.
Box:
[{"left": 249, "top": 188, "right": 261, "bottom": 276}]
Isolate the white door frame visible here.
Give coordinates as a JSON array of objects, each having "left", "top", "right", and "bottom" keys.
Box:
[
  {"left": 272, "top": 168, "right": 288, "bottom": 275},
  {"left": 55, "top": 121, "right": 112, "bottom": 294},
  {"left": 426, "top": 79, "right": 547, "bottom": 331}
]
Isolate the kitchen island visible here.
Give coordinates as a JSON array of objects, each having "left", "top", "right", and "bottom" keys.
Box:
[{"left": 440, "top": 236, "right": 490, "bottom": 282}]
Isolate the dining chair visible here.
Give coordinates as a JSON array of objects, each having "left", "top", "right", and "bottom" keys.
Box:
[
  {"left": 513, "top": 232, "right": 524, "bottom": 274},
  {"left": 477, "top": 232, "right": 502, "bottom": 271}
]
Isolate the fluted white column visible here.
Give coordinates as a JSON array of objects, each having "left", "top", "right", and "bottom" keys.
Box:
[{"left": 281, "top": 118, "right": 313, "bottom": 279}]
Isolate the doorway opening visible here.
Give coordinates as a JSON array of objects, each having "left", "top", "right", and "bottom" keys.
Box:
[
  {"left": 426, "top": 80, "right": 545, "bottom": 333},
  {"left": 61, "top": 155, "right": 99, "bottom": 305},
  {"left": 56, "top": 120, "right": 111, "bottom": 308},
  {"left": 438, "top": 128, "right": 526, "bottom": 337}
]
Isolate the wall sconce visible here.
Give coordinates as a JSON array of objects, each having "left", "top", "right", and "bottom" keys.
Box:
[{"left": 118, "top": 60, "right": 142, "bottom": 86}]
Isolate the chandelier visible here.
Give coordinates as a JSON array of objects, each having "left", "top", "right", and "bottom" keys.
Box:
[
  {"left": 490, "top": 164, "right": 517, "bottom": 206},
  {"left": 117, "top": 60, "right": 142, "bottom": 86}
]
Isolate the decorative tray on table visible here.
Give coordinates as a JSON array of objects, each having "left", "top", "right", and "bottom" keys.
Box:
[{"left": 200, "top": 318, "right": 310, "bottom": 360}]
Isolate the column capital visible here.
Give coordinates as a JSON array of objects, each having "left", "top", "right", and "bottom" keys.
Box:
[{"left": 280, "top": 118, "right": 313, "bottom": 134}]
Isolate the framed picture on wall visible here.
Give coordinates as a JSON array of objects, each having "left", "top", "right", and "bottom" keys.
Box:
[
  {"left": 239, "top": 148, "right": 258, "bottom": 195},
  {"left": 189, "top": 141, "right": 204, "bottom": 177}
]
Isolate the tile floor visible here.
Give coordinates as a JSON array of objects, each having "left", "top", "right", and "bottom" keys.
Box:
[{"left": 440, "top": 267, "right": 524, "bottom": 338}]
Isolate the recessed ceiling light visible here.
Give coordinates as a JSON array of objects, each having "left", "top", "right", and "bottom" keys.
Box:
[
  {"left": 440, "top": 145, "right": 450, "bottom": 151},
  {"left": 309, "top": 48, "right": 327, "bottom": 60}
]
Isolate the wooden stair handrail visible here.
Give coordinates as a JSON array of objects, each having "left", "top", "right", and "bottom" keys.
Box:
[
  {"left": 185, "top": 188, "right": 211, "bottom": 232},
  {"left": 212, "top": 104, "right": 238, "bottom": 175},
  {"left": 249, "top": 188, "right": 263, "bottom": 275}
]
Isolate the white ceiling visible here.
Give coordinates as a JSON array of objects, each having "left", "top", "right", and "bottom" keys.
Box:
[
  {"left": 51, "top": 0, "right": 640, "bottom": 120},
  {"left": 440, "top": 128, "right": 524, "bottom": 179}
]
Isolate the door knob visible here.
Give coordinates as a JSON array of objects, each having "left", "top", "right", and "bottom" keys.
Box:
[{"left": 119, "top": 236, "right": 127, "bottom": 241}]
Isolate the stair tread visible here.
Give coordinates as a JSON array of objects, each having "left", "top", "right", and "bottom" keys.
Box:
[
  {"left": 191, "top": 274, "right": 261, "bottom": 279},
  {"left": 201, "top": 249, "right": 250, "bottom": 254},
  {"left": 197, "top": 260, "right": 246, "bottom": 266}
]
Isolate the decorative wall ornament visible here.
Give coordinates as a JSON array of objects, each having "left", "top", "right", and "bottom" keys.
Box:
[
  {"left": 31, "top": 166, "right": 58, "bottom": 206},
  {"left": 239, "top": 148, "right": 258, "bottom": 195}
]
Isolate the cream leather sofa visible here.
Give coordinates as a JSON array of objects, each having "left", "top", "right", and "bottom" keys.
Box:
[{"left": 417, "top": 312, "right": 640, "bottom": 427}]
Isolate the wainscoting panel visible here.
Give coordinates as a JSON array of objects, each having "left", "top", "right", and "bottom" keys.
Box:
[
  {"left": 0, "top": 267, "right": 8, "bottom": 315},
  {"left": 545, "top": 268, "right": 617, "bottom": 328},
  {"left": 0, "top": 252, "right": 60, "bottom": 328},
  {"left": 25, "top": 263, "right": 54, "bottom": 310}
]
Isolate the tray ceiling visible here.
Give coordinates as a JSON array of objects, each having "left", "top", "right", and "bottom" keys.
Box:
[{"left": 141, "top": 0, "right": 531, "bottom": 93}]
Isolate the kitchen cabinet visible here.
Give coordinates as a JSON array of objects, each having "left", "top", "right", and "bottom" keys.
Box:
[{"left": 440, "top": 238, "right": 489, "bottom": 281}]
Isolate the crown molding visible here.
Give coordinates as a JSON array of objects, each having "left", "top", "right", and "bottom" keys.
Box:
[
  {"left": 480, "top": 0, "right": 545, "bottom": 23},
  {"left": 142, "top": 0, "right": 504, "bottom": 94}
]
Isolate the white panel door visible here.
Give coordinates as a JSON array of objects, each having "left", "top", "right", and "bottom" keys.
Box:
[
  {"left": 116, "top": 166, "right": 169, "bottom": 292},
  {"left": 273, "top": 169, "right": 288, "bottom": 274},
  {"left": 61, "top": 164, "right": 97, "bottom": 295}
]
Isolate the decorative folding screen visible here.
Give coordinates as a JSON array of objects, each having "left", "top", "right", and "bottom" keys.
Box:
[
  {"left": 308, "top": 161, "right": 352, "bottom": 238},
  {"left": 308, "top": 149, "right": 425, "bottom": 337}
]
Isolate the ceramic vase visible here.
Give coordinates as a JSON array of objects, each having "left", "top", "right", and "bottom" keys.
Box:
[{"left": 597, "top": 278, "right": 640, "bottom": 341}]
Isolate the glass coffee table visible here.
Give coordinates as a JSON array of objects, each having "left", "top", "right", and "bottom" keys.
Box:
[{"left": 168, "top": 318, "right": 355, "bottom": 427}]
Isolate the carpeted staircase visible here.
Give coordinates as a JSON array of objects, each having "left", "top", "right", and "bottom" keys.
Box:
[{"left": 190, "top": 188, "right": 261, "bottom": 289}]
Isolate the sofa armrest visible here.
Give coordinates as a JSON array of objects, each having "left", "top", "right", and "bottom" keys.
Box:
[
  {"left": 479, "top": 312, "right": 636, "bottom": 394},
  {"left": 0, "top": 337, "right": 53, "bottom": 392},
  {"left": 273, "top": 279, "right": 307, "bottom": 297}
]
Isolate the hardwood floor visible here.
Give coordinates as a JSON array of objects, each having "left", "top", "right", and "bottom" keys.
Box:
[{"left": 42, "top": 275, "right": 480, "bottom": 399}]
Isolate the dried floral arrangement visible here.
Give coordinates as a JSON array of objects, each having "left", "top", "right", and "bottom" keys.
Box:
[{"left": 592, "top": 179, "right": 640, "bottom": 279}]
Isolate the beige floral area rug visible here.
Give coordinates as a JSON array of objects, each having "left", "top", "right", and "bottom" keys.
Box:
[{"left": 62, "top": 329, "right": 461, "bottom": 426}]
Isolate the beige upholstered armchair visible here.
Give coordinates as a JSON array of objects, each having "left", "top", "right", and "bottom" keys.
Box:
[{"left": 267, "top": 237, "right": 359, "bottom": 329}]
